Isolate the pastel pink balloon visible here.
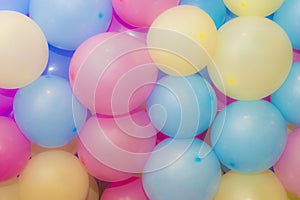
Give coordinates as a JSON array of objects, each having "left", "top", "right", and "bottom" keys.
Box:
[
  {"left": 77, "top": 110, "right": 157, "bottom": 182},
  {"left": 274, "top": 128, "right": 300, "bottom": 197},
  {"left": 70, "top": 32, "right": 158, "bottom": 116},
  {"left": 101, "top": 177, "right": 149, "bottom": 200},
  {"left": 0, "top": 116, "right": 31, "bottom": 181},
  {"left": 112, "top": 0, "right": 180, "bottom": 27}
]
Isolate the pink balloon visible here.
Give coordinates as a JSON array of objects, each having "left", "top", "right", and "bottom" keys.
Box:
[
  {"left": 101, "top": 177, "right": 149, "bottom": 200},
  {"left": 112, "top": 0, "right": 179, "bottom": 27},
  {"left": 77, "top": 110, "right": 157, "bottom": 182},
  {"left": 0, "top": 117, "right": 31, "bottom": 181},
  {"left": 0, "top": 94, "right": 13, "bottom": 115},
  {"left": 293, "top": 49, "right": 300, "bottom": 62},
  {"left": 274, "top": 128, "right": 300, "bottom": 197},
  {"left": 70, "top": 32, "right": 158, "bottom": 116}
]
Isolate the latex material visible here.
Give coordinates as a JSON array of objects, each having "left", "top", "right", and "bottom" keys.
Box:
[
  {"left": 0, "top": 0, "right": 29, "bottom": 14},
  {"left": 0, "top": 178, "right": 19, "bottom": 200}
]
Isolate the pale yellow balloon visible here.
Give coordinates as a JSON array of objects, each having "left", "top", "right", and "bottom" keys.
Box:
[
  {"left": 214, "top": 170, "right": 288, "bottom": 200},
  {"left": 147, "top": 5, "right": 217, "bottom": 76},
  {"left": 208, "top": 16, "right": 292, "bottom": 100},
  {"left": 18, "top": 151, "right": 89, "bottom": 200},
  {"left": 0, "top": 178, "right": 19, "bottom": 200},
  {"left": 86, "top": 176, "right": 100, "bottom": 200},
  {"left": 0, "top": 11, "right": 48, "bottom": 89},
  {"left": 224, "top": 0, "right": 284, "bottom": 17}
]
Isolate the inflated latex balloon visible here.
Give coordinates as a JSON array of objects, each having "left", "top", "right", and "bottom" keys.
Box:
[
  {"left": 0, "top": 11, "right": 48, "bottom": 89},
  {"left": 0, "top": 0, "right": 29, "bottom": 14},
  {"left": 208, "top": 16, "right": 292, "bottom": 100},
  {"left": 214, "top": 170, "right": 288, "bottom": 200},
  {"left": 223, "top": 0, "right": 284, "bottom": 16},
  {"left": 0, "top": 117, "right": 30, "bottom": 181},
  {"left": 142, "top": 138, "right": 221, "bottom": 200},
  {"left": 13, "top": 75, "right": 87, "bottom": 147},
  {"left": 112, "top": 0, "right": 179, "bottom": 27},
  {"left": 274, "top": 129, "right": 300, "bottom": 197},
  {"left": 29, "top": 0, "right": 112, "bottom": 50},
  {"left": 0, "top": 178, "right": 19, "bottom": 200},
  {"left": 146, "top": 73, "right": 217, "bottom": 138},
  {"left": 147, "top": 5, "right": 217, "bottom": 76},
  {"left": 271, "top": 62, "right": 300, "bottom": 125},
  {"left": 70, "top": 32, "right": 158, "bottom": 115},
  {"left": 101, "top": 177, "right": 148, "bottom": 200},
  {"left": 273, "top": 0, "right": 300, "bottom": 50},
  {"left": 18, "top": 151, "right": 89, "bottom": 200},
  {"left": 211, "top": 100, "right": 287, "bottom": 173}
]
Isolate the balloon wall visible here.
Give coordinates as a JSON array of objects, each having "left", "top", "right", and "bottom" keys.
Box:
[{"left": 0, "top": 0, "right": 300, "bottom": 199}]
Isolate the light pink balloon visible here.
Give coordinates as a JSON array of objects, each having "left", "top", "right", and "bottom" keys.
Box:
[
  {"left": 0, "top": 116, "right": 31, "bottom": 181},
  {"left": 274, "top": 128, "right": 300, "bottom": 197}
]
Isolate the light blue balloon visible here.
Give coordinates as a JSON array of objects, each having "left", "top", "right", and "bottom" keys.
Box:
[
  {"left": 13, "top": 75, "right": 87, "bottom": 147},
  {"left": 271, "top": 62, "right": 300, "bottom": 125},
  {"left": 273, "top": 0, "right": 300, "bottom": 49},
  {"left": 211, "top": 100, "right": 287, "bottom": 173},
  {"left": 0, "top": 0, "right": 29, "bottom": 14},
  {"left": 143, "top": 138, "right": 221, "bottom": 200},
  {"left": 146, "top": 73, "right": 217, "bottom": 138},
  {"left": 180, "top": 0, "right": 226, "bottom": 29},
  {"left": 29, "top": 0, "right": 112, "bottom": 50}
]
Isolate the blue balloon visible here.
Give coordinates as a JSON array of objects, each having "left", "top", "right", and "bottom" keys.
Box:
[
  {"left": 0, "top": 0, "right": 29, "bottom": 14},
  {"left": 180, "top": 0, "right": 226, "bottom": 29},
  {"left": 29, "top": 0, "right": 112, "bottom": 50},
  {"left": 271, "top": 62, "right": 300, "bottom": 125},
  {"left": 13, "top": 75, "right": 87, "bottom": 147},
  {"left": 143, "top": 138, "right": 221, "bottom": 200},
  {"left": 146, "top": 73, "right": 217, "bottom": 138},
  {"left": 211, "top": 100, "right": 287, "bottom": 173},
  {"left": 273, "top": 0, "right": 300, "bottom": 49}
]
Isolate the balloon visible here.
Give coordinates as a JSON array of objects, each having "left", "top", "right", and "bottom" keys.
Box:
[
  {"left": 0, "top": 178, "right": 19, "bottom": 200},
  {"left": 0, "top": 94, "right": 14, "bottom": 116},
  {"left": 112, "top": 0, "right": 179, "bottom": 27},
  {"left": 147, "top": 5, "right": 217, "bottom": 76},
  {"left": 0, "top": 11, "right": 48, "bottom": 89},
  {"left": 18, "top": 151, "right": 89, "bottom": 200},
  {"left": 142, "top": 138, "right": 221, "bottom": 200},
  {"left": 208, "top": 16, "right": 292, "bottom": 100},
  {"left": 77, "top": 110, "right": 157, "bottom": 182},
  {"left": 101, "top": 177, "right": 148, "bottom": 200},
  {"left": 0, "top": 0, "right": 29, "bottom": 14},
  {"left": 86, "top": 176, "right": 100, "bottom": 200},
  {"left": 294, "top": 49, "right": 300, "bottom": 62},
  {"left": 13, "top": 75, "right": 87, "bottom": 147},
  {"left": 271, "top": 62, "right": 300, "bottom": 125},
  {"left": 214, "top": 170, "right": 288, "bottom": 200},
  {"left": 146, "top": 73, "right": 217, "bottom": 138},
  {"left": 0, "top": 117, "right": 31, "bottom": 181},
  {"left": 273, "top": 0, "right": 300, "bottom": 50},
  {"left": 211, "top": 100, "right": 287, "bottom": 173},
  {"left": 70, "top": 32, "right": 158, "bottom": 115},
  {"left": 180, "top": 0, "right": 226, "bottom": 28},
  {"left": 29, "top": 0, "right": 113, "bottom": 50},
  {"left": 274, "top": 129, "right": 300, "bottom": 197},
  {"left": 223, "top": 0, "right": 284, "bottom": 16},
  {"left": 288, "top": 192, "right": 300, "bottom": 200}
]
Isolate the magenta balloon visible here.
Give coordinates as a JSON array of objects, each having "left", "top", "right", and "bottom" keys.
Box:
[
  {"left": 0, "top": 94, "right": 13, "bottom": 115},
  {"left": 0, "top": 88, "right": 17, "bottom": 97},
  {"left": 293, "top": 49, "right": 300, "bottom": 62}
]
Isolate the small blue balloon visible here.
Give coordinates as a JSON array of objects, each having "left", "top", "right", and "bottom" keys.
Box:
[
  {"left": 180, "top": 0, "right": 226, "bottom": 29},
  {"left": 271, "top": 62, "right": 300, "bottom": 125},
  {"left": 13, "top": 75, "right": 87, "bottom": 147},
  {"left": 211, "top": 100, "right": 287, "bottom": 173},
  {"left": 143, "top": 138, "right": 221, "bottom": 200},
  {"left": 273, "top": 0, "right": 300, "bottom": 49},
  {"left": 0, "top": 0, "right": 29, "bottom": 14},
  {"left": 29, "top": 0, "right": 112, "bottom": 50},
  {"left": 146, "top": 73, "right": 217, "bottom": 138}
]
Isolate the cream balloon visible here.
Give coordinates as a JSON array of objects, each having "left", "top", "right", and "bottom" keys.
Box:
[{"left": 0, "top": 178, "right": 19, "bottom": 200}]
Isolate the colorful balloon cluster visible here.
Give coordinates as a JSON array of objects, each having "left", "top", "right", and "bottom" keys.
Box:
[{"left": 0, "top": 0, "right": 300, "bottom": 200}]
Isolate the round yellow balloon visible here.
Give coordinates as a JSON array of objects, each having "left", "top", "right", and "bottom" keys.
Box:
[
  {"left": 18, "top": 151, "right": 89, "bottom": 200},
  {"left": 224, "top": 0, "right": 284, "bottom": 16},
  {"left": 0, "top": 178, "right": 19, "bottom": 200},
  {"left": 208, "top": 16, "right": 292, "bottom": 100},
  {"left": 147, "top": 5, "right": 217, "bottom": 76},
  {"left": 0, "top": 11, "right": 48, "bottom": 89},
  {"left": 214, "top": 170, "right": 288, "bottom": 200}
]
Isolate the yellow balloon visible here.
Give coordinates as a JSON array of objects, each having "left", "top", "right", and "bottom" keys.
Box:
[
  {"left": 19, "top": 151, "right": 89, "bottom": 200},
  {"left": 224, "top": 0, "right": 284, "bottom": 16},
  {"left": 147, "top": 5, "right": 217, "bottom": 76},
  {"left": 0, "top": 11, "right": 48, "bottom": 89},
  {"left": 0, "top": 178, "right": 19, "bottom": 200},
  {"left": 208, "top": 16, "right": 292, "bottom": 100},
  {"left": 214, "top": 170, "right": 288, "bottom": 200},
  {"left": 86, "top": 176, "right": 100, "bottom": 200}
]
